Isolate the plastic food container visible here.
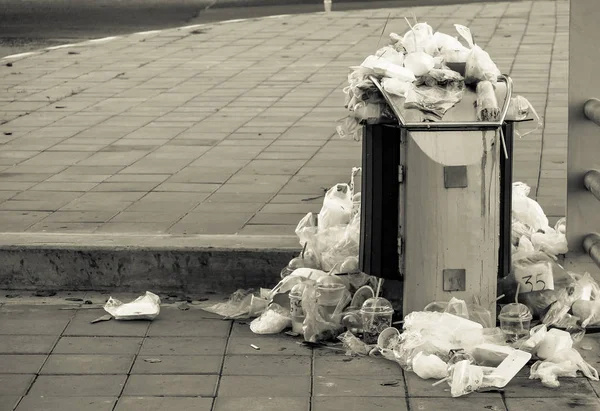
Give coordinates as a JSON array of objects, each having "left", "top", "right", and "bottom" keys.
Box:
[
  {"left": 360, "top": 297, "right": 394, "bottom": 344},
  {"left": 498, "top": 303, "right": 532, "bottom": 341}
]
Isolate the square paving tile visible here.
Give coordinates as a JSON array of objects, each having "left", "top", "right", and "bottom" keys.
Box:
[
  {"left": 313, "top": 375, "right": 405, "bottom": 397},
  {"left": 0, "top": 355, "right": 46, "bottom": 374},
  {"left": 115, "top": 397, "right": 213, "bottom": 411},
  {"left": 0, "top": 374, "right": 35, "bottom": 396},
  {"left": 408, "top": 397, "right": 507, "bottom": 411},
  {"left": 28, "top": 375, "right": 127, "bottom": 397},
  {"left": 63, "top": 310, "right": 150, "bottom": 337},
  {"left": 139, "top": 337, "right": 227, "bottom": 356},
  {"left": 0, "top": 396, "right": 20, "bottom": 411},
  {"left": 214, "top": 397, "right": 309, "bottom": 411},
  {"left": 312, "top": 397, "right": 408, "bottom": 411},
  {"left": 504, "top": 397, "right": 600, "bottom": 411},
  {"left": 222, "top": 355, "right": 310, "bottom": 376},
  {"left": 226, "top": 336, "right": 312, "bottom": 356},
  {"left": 52, "top": 337, "right": 143, "bottom": 354},
  {"left": 314, "top": 353, "right": 402, "bottom": 377},
  {"left": 131, "top": 355, "right": 222, "bottom": 374},
  {"left": 122, "top": 375, "right": 218, "bottom": 397},
  {"left": 0, "top": 336, "right": 57, "bottom": 354},
  {"left": 15, "top": 396, "right": 116, "bottom": 411},
  {"left": 40, "top": 354, "right": 134, "bottom": 375},
  {"left": 503, "top": 377, "right": 596, "bottom": 398},
  {"left": 218, "top": 375, "right": 310, "bottom": 397},
  {"left": 147, "top": 319, "right": 230, "bottom": 337}
]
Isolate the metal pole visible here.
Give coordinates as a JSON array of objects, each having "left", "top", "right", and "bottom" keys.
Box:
[
  {"left": 584, "top": 98, "right": 600, "bottom": 127},
  {"left": 499, "top": 122, "right": 514, "bottom": 279},
  {"left": 584, "top": 170, "right": 600, "bottom": 202},
  {"left": 583, "top": 233, "right": 600, "bottom": 269}
]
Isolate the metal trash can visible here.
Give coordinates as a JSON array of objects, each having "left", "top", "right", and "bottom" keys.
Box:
[{"left": 359, "top": 75, "right": 515, "bottom": 319}]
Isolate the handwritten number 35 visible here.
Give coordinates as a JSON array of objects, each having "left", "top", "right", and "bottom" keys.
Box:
[{"left": 522, "top": 275, "right": 546, "bottom": 292}]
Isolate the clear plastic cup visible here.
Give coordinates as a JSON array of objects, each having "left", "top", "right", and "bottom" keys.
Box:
[
  {"left": 316, "top": 276, "right": 346, "bottom": 309},
  {"left": 360, "top": 297, "right": 394, "bottom": 344},
  {"left": 498, "top": 303, "right": 532, "bottom": 341}
]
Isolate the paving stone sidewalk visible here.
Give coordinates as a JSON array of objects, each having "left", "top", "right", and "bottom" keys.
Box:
[
  {"left": 0, "top": 0, "right": 568, "bottom": 236},
  {"left": 0, "top": 297, "right": 598, "bottom": 411}
]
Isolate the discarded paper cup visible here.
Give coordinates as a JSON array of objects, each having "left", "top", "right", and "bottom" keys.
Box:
[
  {"left": 360, "top": 297, "right": 394, "bottom": 344},
  {"left": 498, "top": 303, "right": 532, "bottom": 341},
  {"left": 377, "top": 326, "right": 401, "bottom": 350},
  {"left": 289, "top": 292, "right": 304, "bottom": 318}
]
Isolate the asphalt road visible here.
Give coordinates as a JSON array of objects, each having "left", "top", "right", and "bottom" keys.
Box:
[{"left": 0, "top": 0, "right": 500, "bottom": 58}]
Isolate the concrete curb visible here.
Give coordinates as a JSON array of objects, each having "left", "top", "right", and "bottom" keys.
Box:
[{"left": 0, "top": 234, "right": 299, "bottom": 293}]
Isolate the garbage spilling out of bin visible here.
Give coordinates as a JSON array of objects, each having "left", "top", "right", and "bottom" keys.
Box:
[
  {"left": 336, "top": 20, "right": 541, "bottom": 140},
  {"left": 204, "top": 18, "right": 593, "bottom": 399},
  {"left": 202, "top": 169, "right": 599, "bottom": 397}
]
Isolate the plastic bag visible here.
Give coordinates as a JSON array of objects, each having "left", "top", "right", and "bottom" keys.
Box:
[
  {"left": 423, "top": 297, "right": 493, "bottom": 328},
  {"left": 338, "top": 330, "right": 371, "bottom": 356},
  {"left": 320, "top": 211, "right": 360, "bottom": 271},
  {"left": 531, "top": 229, "right": 568, "bottom": 256},
  {"left": 449, "top": 360, "right": 484, "bottom": 397},
  {"left": 203, "top": 289, "right": 253, "bottom": 319},
  {"left": 404, "top": 51, "right": 435, "bottom": 77},
  {"left": 572, "top": 300, "right": 600, "bottom": 327},
  {"left": 505, "top": 95, "right": 543, "bottom": 138},
  {"left": 336, "top": 116, "right": 362, "bottom": 141},
  {"left": 375, "top": 46, "right": 405, "bottom": 66},
  {"left": 512, "top": 182, "right": 549, "bottom": 231},
  {"left": 412, "top": 352, "right": 448, "bottom": 379},
  {"left": 381, "top": 77, "right": 412, "bottom": 97},
  {"left": 512, "top": 218, "right": 535, "bottom": 245},
  {"left": 530, "top": 348, "right": 598, "bottom": 387},
  {"left": 404, "top": 83, "right": 465, "bottom": 119},
  {"left": 433, "top": 31, "right": 468, "bottom": 55},
  {"left": 249, "top": 303, "right": 291, "bottom": 335},
  {"left": 543, "top": 273, "right": 600, "bottom": 326},
  {"left": 301, "top": 283, "right": 345, "bottom": 342},
  {"left": 400, "top": 23, "right": 436, "bottom": 54},
  {"left": 360, "top": 55, "right": 416, "bottom": 82},
  {"left": 536, "top": 328, "right": 573, "bottom": 360},
  {"left": 454, "top": 24, "right": 500, "bottom": 85},
  {"left": 318, "top": 184, "right": 352, "bottom": 230},
  {"left": 104, "top": 291, "right": 161, "bottom": 320}
]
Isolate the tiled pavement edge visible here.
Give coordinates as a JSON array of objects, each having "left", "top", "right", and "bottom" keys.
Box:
[
  {"left": 0, "top": 0, "right": 568, "bottom": 237},
  {"left": 0, "top": 299, "right": 598, "bottom": 411}
]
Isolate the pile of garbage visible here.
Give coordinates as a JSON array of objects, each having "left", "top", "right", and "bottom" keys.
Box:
[
  {"left": 337, "top": 20, "right": 540, "bottom": 140},
  {"left": 202, "top": 173, "right": 600, "bottom": 397}
]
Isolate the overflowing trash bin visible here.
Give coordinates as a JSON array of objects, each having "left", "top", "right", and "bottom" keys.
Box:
[{"left": 200, "top": 19, "right": 600, "bottom": 399}]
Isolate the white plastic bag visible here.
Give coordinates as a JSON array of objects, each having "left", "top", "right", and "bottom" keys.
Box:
[
  {"left": 375, "top": 46, "right": 404, "bottom": 66},
  {"left": 249, "top": 303, "right": 291, "bottom": 335},
  {"left": 382, "top": 77, "right": 412, "bottom": 97},
  {"left": 454, "top": 24, "right": 501, "bottom": 84},
  {"left": 531, "top": 230, "right": 568, "bottom": 256},
  {"left": 203, "top": 289, "right": 253, "bottom": 319},
  {"left": 104, "top": 291, "right": 161, "bottom": 320},
  {"left": 412, "top": 352, "right": 448, "bottom": 379},
  {"left": 530, "top": 348, "right": 599, "bottom": 387},
  {"left": 318, "top": 184, "right": 353, "bottom": 230},
  {"left": 404, "top": 51, "right": 435, "bottom": 77},
  {"left": 401, "top": 23, "right": 436, "bottom": 54},
  {"left": 512, "top": 182, "right": 549, "bottom": 231}
]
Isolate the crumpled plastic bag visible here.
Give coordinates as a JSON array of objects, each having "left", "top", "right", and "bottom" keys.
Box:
[
  {"left": 572, "top": 300, "right": 600, "bottom": 327},
  {"left": 512, "top": 182, "right": 549, "bottom": 231},
  {"left": 449, "top": 360, "right": 484, "bottom": 397},
  {"left": 318, "top": 184, "right": 352, "bottom": 230},
  {"left": 399, "top": 22, "right": 436, "bottom": 54},
  {"left": 203, "top": 289, "right": 254, "bottom": 319},
  {"left": 301, "top": 283, "right": 346, "bottom": 343},
  {"left": 404, "top": 51, "right": 435, "bottom": 77},
  {"left": 320, "top": 210, "right": 360, "bottom": 271},
  {"left": 104, "top": 291, "right": 161, "bottom": 320},
  {"left": 249, "top": 303, "right": 291, "bottom": 335},
  {"left": 338, "top": 330, "right": 371, "bottom": 356},
  {"left": 454, "top": 24, "right": 500, "bottom": 85},
  {"left": 412, "top": 352, "right": 448, "bottom": 379},
  {"left": 531, "top": 229, "right": 568, "bottom": 256},
  {"left": 375, "top": 45, "right": 405, "bottom": 66},
  {"left": 530, "top": 347, "right": 599, "bottom": 387},
  {"left": 382, "top": 76, "right": 412, "bottom": 97},
  {"left": 543, "top": 273, "right": 600, "bottom": 326},
  {"left": 404, "top": 83, "right": 465, "bottom": 120}
]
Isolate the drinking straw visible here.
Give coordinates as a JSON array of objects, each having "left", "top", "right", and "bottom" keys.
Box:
[{"left": 376, "top": 278, "right": 383, "bottom": 298}]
